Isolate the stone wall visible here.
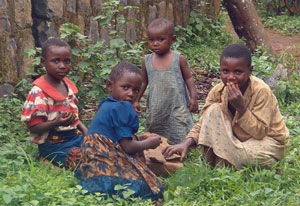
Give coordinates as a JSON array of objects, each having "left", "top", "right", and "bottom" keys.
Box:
[
  {"left": 0, "top": 0, "right": 220, "bottom": 91},
  {"left": 0, "top": 0, "right": 34, "bottom": 86}
]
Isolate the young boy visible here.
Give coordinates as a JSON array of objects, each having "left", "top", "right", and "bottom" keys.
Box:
[{"left": 163, "top": 44, "right": 289, "bottom": 169}]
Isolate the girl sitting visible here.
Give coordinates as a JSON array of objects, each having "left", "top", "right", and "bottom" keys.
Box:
[
  {"left": 21, "top": 38, "right": 87, "bottom": 170},
  {"left": 163, "top": 44, "right": 289, "bottom": 169},
  {"left": 78, "top": 62, "right": 164, "bottom": 200}
]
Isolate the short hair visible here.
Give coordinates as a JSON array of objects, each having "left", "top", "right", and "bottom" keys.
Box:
[
  {"left": 41, "top": 38, "right": 71, "bottom": 58},
  {"left": 109, "top": 61, "right": 142, "bottom": 82},
  {"left": 220, "top": 44, "right": 252, "bottom": 67},
  {"left": 147, "top": 18, "right": 175, "bottom": 36}
]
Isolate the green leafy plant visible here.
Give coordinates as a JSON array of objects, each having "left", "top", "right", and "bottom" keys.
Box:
[{"left": 25, "top": 0, "right": 144, "bottom": 109}]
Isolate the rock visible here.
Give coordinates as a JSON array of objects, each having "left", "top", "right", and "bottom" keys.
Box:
[
  {"left": 89, "top": 17, "right": 99, "bottom": 44},
  {"left": 183, "top": 0, "right": 190, "bottom": 26},
  {"left": 125, "top": 8, "right": 137, "bottom": 43},
  {"left": 14, "top": 0, "right": 32, "bottom": 29},
  {"left": 91, "top": 0, "right": 102, "bottom": 10},
  {"left": 175, "top": 1, "right": 184, "bottom": 25},
  {"left": 158, "top": 1, "right": 166, "bottom": 18},
  {"left": 32, "top": 0, "right": 63, "bottom": 19},
  {"left": 0, "top": 0, "right": 11, "bottom": 33},
  {"left": 77, "top": 15, "right": 85, "bottom": 34},
  {"left": 100, "top": 26, "right": 109, "bottom": 45},
  {"left": 67, "top": 0, "right": 77, "bottom": 13},
  {"left": 78, "top": 0, "right": 91, "bottom": 13},
  {"left": 34, "top": 19, "right": 58, "bottom": 46},
  {"left": 48, "top": 0, "right": 63, "bottom": 18},
  {"left": 149, "top": 5, "right": 157, "bottom": 23},
  {"left": 0, "top": 83, "right": 14, "bottom": 98},
  {"left": 1, "top": 0, "right": 198, "bottom": 85},
  {"left": 32, "top": 0, "right": 47, "bottom": 18},
  {"left": 166, "top": 3, "right": 174, "bottom": 23},
  {"left": 263, "top": 64, "right": 290, "bottom": 90},
  {"left": 143, "top": 132, "right": 183, "bottom": 177},
  {"left": 18, "top": 29, "right": 35, "bottom": 77},
  {"left": 4, "top": 37, "right": 18, "bottom": 83}
]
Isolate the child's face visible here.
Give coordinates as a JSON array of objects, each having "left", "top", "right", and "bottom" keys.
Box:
[
  {"left": 220, "top": 57, "right": 252, "bottom": 92},
  {"left": 147, "top": 27, "right": 175, "bottom": 55},
  {"left": 42, "top": 46, "right": 72, "bottom": 81},
  {"left": 107, "top": 72, "right": 142, "bottom": 104}
]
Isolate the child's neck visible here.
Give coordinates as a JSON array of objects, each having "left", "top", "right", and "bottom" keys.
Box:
[
  {"left": 152, "top": 50, "right": 174, "bottom": 71},
  {"left": 45, "top": 74, "right": 62, "bottom": 85},
  {"left": 45, "top": 74, "right": 68, "bottom": 97}
]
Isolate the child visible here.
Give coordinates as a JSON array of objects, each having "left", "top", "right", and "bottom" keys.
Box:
[
  {"left": 21, "top": 38, "right": 87, "bottom": 170},
  {"left": 163, "top": 44, "right": 289, "bottom": 169},
  {"left": 78, "top": 62, "right": 164, "bottom": 200},
  {"left": 134, "top": 18, "right": 198, "bottom": 145}
]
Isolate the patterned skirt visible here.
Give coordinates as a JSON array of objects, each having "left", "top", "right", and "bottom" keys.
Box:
[
  {"left": 78, "top": 133, "right": 164, "bottom": 200},
  {"left": 38, "top": 129, "right": 84, "bottom": 170},
  {"left": 197, "top": 103, "right": 285, "bottom": 169}
]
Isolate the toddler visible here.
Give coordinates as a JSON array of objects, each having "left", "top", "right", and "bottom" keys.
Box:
[{"left": 134, "top": 18, "right": 198, "bottom": 145}]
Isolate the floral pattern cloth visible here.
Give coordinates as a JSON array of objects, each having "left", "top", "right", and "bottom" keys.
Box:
[{"left": 78, "top": 133, "right": 164, "bottom": 200}]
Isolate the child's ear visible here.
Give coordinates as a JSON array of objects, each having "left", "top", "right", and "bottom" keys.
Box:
[
  {"left": 106, "top": 79, "right": 113, "bottom": 91},
  {"left": 249, "top": 65, "right": 253, "bottom": 74},
  {"left": 41, "top": 57, "right": 45, "bottom": 67},
  {"left": 171, "top": 35, "right": 176, "bottom": 42}
]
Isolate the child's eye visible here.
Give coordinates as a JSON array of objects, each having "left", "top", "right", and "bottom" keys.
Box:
[
  {"left": 221, "top": 69, "right": 228, "bottom": 74},
  {"left": 122, "top": 85, "right": 129, "bottom": 90},
  {"left": 236, "top": 70, "right": 242, "bottom": 75},
  {"left": 148, "top": 38, "right": 153, "bottom": 42},
  {"left": 52, "top": 59, "right": 60, "bottom": 63},
  {"left": 134, "top": 88, "right": 140, "bottom": 93},
  {"left": 158, "top": 38, "right": 164, "bottom": 41},
  {"left": 64, "top": 59, "right": 71, "bottom": 64}
]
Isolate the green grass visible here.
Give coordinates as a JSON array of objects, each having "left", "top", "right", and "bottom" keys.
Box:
[
  {"left": 1, "top": 10, "right": 300, "bottom": 205},
  {"left": 262, "top": 15, "right": 300, "bottom": 35}
]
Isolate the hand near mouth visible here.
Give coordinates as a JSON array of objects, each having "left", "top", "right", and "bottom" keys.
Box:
[{"left": 226, "top": 82, "right": 247, "bottom": 116}]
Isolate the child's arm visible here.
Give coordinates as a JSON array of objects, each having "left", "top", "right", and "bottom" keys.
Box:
[
  {"left": 133, "top": 59, "right": 148, "bottom": 113},
  {"left": 119, "top": 135, "right": 162, "bottom": 155},
  {"left": 179, "top": 54, "right": 198, "bottom": 113},
  {"left": 77, "top": 120, "right": 88, "bottom": 136},
  {"left": 29, "top": 112, "right": 77, "bottom": 134}
]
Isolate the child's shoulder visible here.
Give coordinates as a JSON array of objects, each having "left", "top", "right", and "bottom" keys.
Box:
[
  {"left": 250, "top": 76, "right": 273, "bottom": 94},
  {"left": 101, "top": 98, "right": 135, "bottom": 111}
]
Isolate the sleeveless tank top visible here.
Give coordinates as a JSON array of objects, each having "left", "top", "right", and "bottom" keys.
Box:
[{"left": 145, "top": 52, "right": 194, "bottom": 144}]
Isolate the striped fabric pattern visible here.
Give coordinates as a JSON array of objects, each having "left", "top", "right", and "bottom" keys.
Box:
[{"left": 21, "top": 75, "right": 80, "bottom": 144}]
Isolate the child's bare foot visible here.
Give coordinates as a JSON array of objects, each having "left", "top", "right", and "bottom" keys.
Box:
[{"left": 154, "top": 198, "right": 163, "bottom": 206}]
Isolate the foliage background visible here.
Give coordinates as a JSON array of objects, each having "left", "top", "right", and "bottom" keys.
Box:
[{"left": 1, "top": 0, "right": 300, "bottom": 205}]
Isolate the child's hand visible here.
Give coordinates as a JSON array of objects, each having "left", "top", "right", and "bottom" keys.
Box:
[
  {"left": 55, "top": 111, "right": 78, "bottom": 127},
  {"left": 162, "top": 142, "right": 189, "bottom": 161},
  {"left": 132, "top": 101, "right": 141, "bottom": 114},
  {"left": 145, "top": 135, "right": 162, "bottom": 149},
  {"left": 226, "top": 83, "right": 247, "bottom": 115},
  {"left": 188, "top": 97, "right": 198, "bottom": 113}
]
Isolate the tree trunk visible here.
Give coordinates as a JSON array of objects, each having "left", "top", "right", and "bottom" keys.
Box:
[{"left": 223, "top": 0, "right": 273, "bottom": 53}]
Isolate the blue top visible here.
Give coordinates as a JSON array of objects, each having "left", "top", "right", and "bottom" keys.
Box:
[{"left": 87, "top": 97, "right": 139, "bottom": 143}]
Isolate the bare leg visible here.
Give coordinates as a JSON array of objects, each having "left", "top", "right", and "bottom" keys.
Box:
[
  {"left": 203, "top": 146, "right": 216, "bottom": 167},
  {"left": 215, "top": 156, "right": 231, "bottom": 168}
]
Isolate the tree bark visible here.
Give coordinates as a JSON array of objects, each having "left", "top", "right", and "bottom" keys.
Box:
[{"left": 223, "top": 0, "right": 273, "bottom": 53}]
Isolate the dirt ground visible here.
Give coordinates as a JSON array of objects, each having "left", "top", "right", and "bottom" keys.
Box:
[
  {"left": 226, "top": 22, "right": 300, "bottom": 61},
  {"left": 81, "top": 22, "right": 300, "bottom": 119},
  {"left": 192, "top": 22, "right": 300, "bottom": 104}
]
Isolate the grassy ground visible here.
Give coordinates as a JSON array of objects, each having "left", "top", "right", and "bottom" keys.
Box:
[{"left": 1, "top": 10, "right": 300, "bottom": 206}]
